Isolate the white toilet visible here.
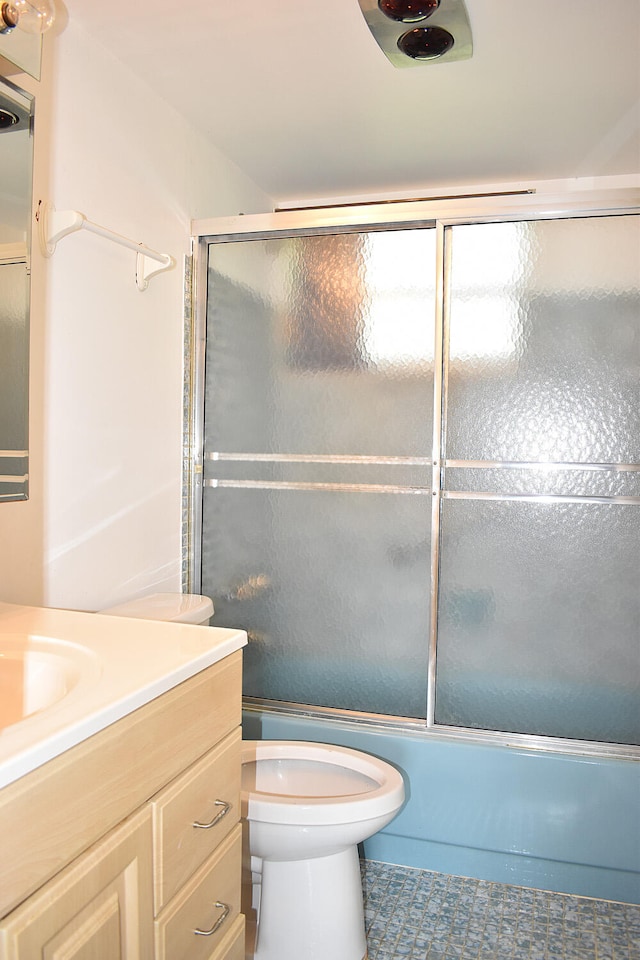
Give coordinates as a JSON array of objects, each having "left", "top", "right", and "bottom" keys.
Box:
[
  {"left": 241, "top": 739, "right": 405, "bottom": 960},
  {"left": 99, "top": 591, "right": 214, "bottom": 625}
]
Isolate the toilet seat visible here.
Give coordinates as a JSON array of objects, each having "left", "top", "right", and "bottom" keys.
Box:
[{"left": 241, "top": 740, "right": 404, "bottom": 824}]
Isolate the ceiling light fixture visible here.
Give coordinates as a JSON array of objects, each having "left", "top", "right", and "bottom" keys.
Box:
[
  {"left": 0, "top": 0, "right": 55, "bottom": 35},
  {"left": 357, "top": 0, "right": 472, "bottom": 67}
]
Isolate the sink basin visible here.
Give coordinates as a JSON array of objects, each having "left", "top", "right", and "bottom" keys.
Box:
[{"left": 0, "top": 636, "right": 102, "bottom": 730}]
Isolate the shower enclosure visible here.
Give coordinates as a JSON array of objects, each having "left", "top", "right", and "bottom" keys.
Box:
[{"left": 188, "top": 196, "right": 640, "bottom": 753}]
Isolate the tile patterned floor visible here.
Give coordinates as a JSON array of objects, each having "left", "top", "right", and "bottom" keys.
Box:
[{"left": 361, "top": 861, "right": 640, "bottom": 960}]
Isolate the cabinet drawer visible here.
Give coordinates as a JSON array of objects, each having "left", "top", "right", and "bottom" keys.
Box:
[
  {"left": 151, "top": 728, "right": 241, "bottom": 912},
  {"left": 155, "top": 825, "right": 242, "bottom": 960}
]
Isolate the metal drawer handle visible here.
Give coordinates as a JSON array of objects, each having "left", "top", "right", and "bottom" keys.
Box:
[
  {"left": 193, "top": 799, "right": 231, "bottom": 830},
  {"left": 194, "top": 901, "right": 230, "bottom": 937}
]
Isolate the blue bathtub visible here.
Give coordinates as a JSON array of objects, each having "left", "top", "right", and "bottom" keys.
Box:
[{"left": 243, "top": 708, "right": 640, "bottom": 905}]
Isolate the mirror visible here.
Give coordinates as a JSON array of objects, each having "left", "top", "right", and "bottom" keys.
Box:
[{"left": 0, "top": 76, "right": 32, "bottom": 502}]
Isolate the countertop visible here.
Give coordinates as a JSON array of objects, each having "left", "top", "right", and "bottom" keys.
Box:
[{"left": 0, "top": 601, "right": 247, "bottom": 789}]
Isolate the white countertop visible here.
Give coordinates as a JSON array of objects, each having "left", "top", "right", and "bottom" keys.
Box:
[{"left": 0, "top": 602, "right": 247, "bottom": 789}]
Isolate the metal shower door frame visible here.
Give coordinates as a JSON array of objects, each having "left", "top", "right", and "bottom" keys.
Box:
[{"left": 187, "top": 190, "right": 640, "bottom": 760}]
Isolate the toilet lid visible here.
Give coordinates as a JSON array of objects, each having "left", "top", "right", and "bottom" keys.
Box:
[{"left": 100, "top": 593, "right": 214, "bottom": 623}]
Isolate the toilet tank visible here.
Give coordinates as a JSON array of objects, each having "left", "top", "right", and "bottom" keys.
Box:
[{"left": 99, "top": 592, "right": 214, "bottom": 626}]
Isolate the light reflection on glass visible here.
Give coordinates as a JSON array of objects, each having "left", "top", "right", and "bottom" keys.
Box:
[
  {"left": 361, "top": 229, "right": 435, "bottom": 370},
  {"left": 448, "top": 222, "right": 526, "bottom": 365}
]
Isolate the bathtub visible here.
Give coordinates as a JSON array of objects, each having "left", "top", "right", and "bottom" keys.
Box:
[{"left": 243, "top": 708, "right": 640, "bottom": 905}]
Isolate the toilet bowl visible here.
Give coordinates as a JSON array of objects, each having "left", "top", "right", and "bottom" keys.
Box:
[{"left": 241, "top": 739, "right": 405, "bottom": 960}]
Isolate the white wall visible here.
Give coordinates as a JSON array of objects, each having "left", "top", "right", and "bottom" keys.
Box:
[{"left": 0, "top": 11, "right": 272, "bottom": 610}]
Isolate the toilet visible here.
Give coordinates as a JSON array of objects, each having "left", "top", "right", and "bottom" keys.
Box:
[
  {"left": 99, "top": 591, "right": 214, "bottom": 625},
  {"left": 241, "top": 739, "right": 405, "bottom": 960}
]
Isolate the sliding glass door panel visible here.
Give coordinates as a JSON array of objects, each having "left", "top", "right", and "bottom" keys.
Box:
[{"left": 203, "top": 227, "right": 437, "bottom": 717}]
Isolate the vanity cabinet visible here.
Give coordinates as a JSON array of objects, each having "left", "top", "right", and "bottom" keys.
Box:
[{"left": 0, "top": 650, "right": 245, "bottom": 960}]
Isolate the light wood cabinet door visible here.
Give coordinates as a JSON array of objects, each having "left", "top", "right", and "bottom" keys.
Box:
[{"left": 0, "top": 808, "right": 154, "bottom": 960}]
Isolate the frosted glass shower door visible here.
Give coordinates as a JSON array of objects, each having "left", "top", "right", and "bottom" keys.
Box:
[
  {"left": 202, "top": 229, "right": 436, "bottom": 717},
  {"left": 436, "top": 215, "right": 640, "bottom": 744}
]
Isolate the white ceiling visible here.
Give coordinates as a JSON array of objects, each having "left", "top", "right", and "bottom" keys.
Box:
[{"left": 70, "top": 0, "right": 640, "bottom": 206}]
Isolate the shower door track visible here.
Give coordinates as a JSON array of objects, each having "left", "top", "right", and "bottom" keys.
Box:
[{"left": 241, "top": 697, "right": 640, "bottom": 761}]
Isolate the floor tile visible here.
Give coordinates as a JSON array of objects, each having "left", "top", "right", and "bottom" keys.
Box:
[{"left": 361, "top": 860, "right": 639, "bottom": 960}]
